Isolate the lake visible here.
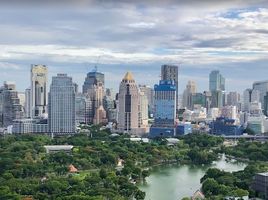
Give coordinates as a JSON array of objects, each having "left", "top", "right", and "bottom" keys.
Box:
[{"left": 139, "top": 154, "right": 246, "bottom": 200}]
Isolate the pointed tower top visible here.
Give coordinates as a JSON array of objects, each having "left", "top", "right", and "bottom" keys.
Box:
[{"left": 123, "top": 71, "right": 134, "bottom": 81}]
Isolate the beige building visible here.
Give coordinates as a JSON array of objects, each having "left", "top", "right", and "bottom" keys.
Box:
[
  {"left": 31, "top": 64, "right": 48, "bottom": 118},
  {"left": 117, "top": 72, "right": 146, "bottom": 135}
]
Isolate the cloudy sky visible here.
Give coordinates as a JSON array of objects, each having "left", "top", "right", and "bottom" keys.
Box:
[{"left": 0, "top": 0, "right": 268, "bottom": 94}]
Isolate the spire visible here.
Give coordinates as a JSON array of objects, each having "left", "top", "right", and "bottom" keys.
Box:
[{"left": 123, "top": 71, "right": 134, "bottom": 81}]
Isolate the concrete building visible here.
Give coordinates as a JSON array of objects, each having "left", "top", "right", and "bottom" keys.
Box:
[
  {"left": 227, "top": 92, "right": 240, "bottom": 107},
  {"left": 31, "top": 64, "right": 48, "bottom": 118},
  {"left": 25, "top": 88, "right": 32, "bottom": 118},
  {"left": 182, "top": 80, "right": 197, "bottom": 109},
  {"left": 243, "top": 88, "right": 252, "bottom": 112},
  {"left": 150, "top": 80, "right": 176, "bottom": 137},
  {"left": 140, "top": 91, "right": 149, "bottom": 126},
  {"left": 82, "top": 68, "right": 107, "bottom": 125},
  {"left": 252, "top": 172, "right": 268, "bottom": 198},
  {"left": 253, "top": 80, "right": 268, "bottom": 109},
  {"left": 139, "top": 85, "right": 154, "bottom": 117},
  {"left": 117, "top": 72, "right": 144, "bottom": 135},
  {"left": 210, "top": 117, "right": 244, "bottom": 136},
  {"left": 161, "top": 64, "right": 179, "bottom": 109},
  {"left": 82, "top": 68, "right": 104, "bottom": 94},
  {"left": 48, "top": 74, "right": 76, "bottom": 135},
  {"left": 0, "top": 82, "right": 23, "bottom": 127},
  {"left": 12, "top": 118, "right": 48, "bottom": 134},
  {"left": 221, "top": 106, "right": 237, "bottom": 121}
]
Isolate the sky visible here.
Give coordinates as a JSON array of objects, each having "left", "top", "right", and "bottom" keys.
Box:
[{"left": 0, "top": 0, "right": 268, "bottom": 94}]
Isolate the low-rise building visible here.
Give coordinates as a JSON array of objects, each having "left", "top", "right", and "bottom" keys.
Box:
[{"left": 44, "top": 145, "right": 74, "bottom": 154}]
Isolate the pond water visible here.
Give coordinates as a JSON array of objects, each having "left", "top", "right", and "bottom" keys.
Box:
[{"left": 139, "top": 154, "right": 247, "bottom": 200}]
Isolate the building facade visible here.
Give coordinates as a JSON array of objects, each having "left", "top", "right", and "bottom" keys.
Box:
[
  {"left": 150, "top": 80, "right": 176, "bottom": 137},
  {"left": 0, "top": 82, "right": 23, "bottom": 127},
  {"left": 117, "top": 72, "right": 143, "bottom": 135},
  {"left": 48, "top": 74, "right": 76, "bottom": 134},
  {"left": 161, "top": 64, "right": 179, "bottom": 109},
  {"left": 31, "top": 64, "right": 48, "bottom": 118}
]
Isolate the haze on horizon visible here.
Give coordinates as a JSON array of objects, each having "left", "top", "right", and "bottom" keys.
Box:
[{"left": 0, "top": 0, "right": 268, "bottom": 94}]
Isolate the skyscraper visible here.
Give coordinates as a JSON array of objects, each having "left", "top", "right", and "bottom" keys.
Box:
[
  {"left": 139, "top": 85, "right": 154, "bottom": 116},
  {"left": 82, "top": 68, "right": 107, "bottom": 124},
  {"left": 161, "top": 64, "right": 179, "bottom": 109},
  {"left": 25, "top": 88, "right": 31, "bottom": 118},
  {"left": 117, "top": 72, "right": 143, "bottom": 135},
  {"left": 82, "top": 68, "right": 104, "bottom": 94},
  {"left": 209, "top": 70, "right": 225, "bottom": 91},
  {"left": 149, "top": 80, "right": 176, "bottom": 137},
  {"left": 182, "top": 80, "right": 197, "bottom": 109},
  {"left": 0, "top": 82, "right": 23, "bottom": 127},
  {"left": 252, "top": 80, "right": 268, "bottom": 109},
  {"left": 48, "top": 74, "right": 75, "bottom": 134},
  {"left": 31, "top": 64, "right": 48, "bottom": 118},
  {"left": 227, "top": 92, "right": 240, "bottom": 106},
  {"left": 209, "top": 70, "right": 225, "bottom": 108}
]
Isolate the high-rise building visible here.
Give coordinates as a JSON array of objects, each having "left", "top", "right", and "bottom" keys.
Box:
[
  {"left": 31, "top": 64, "right": 48, "bottom": 118},
  {"left": 139, "top": 85, "right": 154, "bottom": 116},
  {"left": 48, "top": 74, "right": 75, "bottom": 134},
  {"left": 0, "top": 82, "right": 23, "bottom": 127},
  {"left": 25, "top": 88, "right": 31, "bottom": 118},
  {"left": 82, "top": 68, "right": 107, "bottom": 125},
  {"left": 211, "top": 90, "right": 223, "bottom": 108},
  {"left": 182, "top": 80, "right": 196, "bottom": 109},
  {"left": 243, "top": 89, "right": 252, "bottom": 112},
  {"left": 192, "top": 93, "right": 206, "bottom": 108},
  {"left": 149, "top": 80, "right": 176, "bottom": 137},
  {"left": 82, "top": 68, "right": 104, "bottom": 94},
  {"left": 253, "top": 80, "right": 268, "bottom": 109},
  {"left": 117, "top": 72, "right": 143, "bottom": 135},
  {"left": 209, "top": 70, "right": 225, "bottom": 91},
  {"left": 264, "top": 92, "right": 268, "bottom": 116},
  {"left": 227, "top": 92, "right": 240, "bottom": 107},
  {"left": 140, "top": 91, "right": 149, "bottom": 126},
  {"left": 209, "top": 70, "right": 225, "bottom": 108},
  {"left": 161, "top": 65, "right": 179, "bottom": 109}
]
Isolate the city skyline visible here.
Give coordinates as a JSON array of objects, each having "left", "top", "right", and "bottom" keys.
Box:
[{"left": 0, "top": 1, "right": 268, "bottom": 93}]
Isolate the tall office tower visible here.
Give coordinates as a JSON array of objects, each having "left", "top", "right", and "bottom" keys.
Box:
[
  {"left": 204, "top": 91, "right": 212, "bottom": 111},
  {"left": 82, "top": 68, "right": 107, "bottom": 124},
  {"left": 253, "top": 80, "right": 268, "bottom": 109},
  {"left": 139, "top": 85, "right": 154, "bottom": 116},
  {"left": 31, "top": 64, "right": 48, "bottom": 118},
  {"left": 243, "top": 89, "right": 252, "bottom": 112},
  {"left": 211, "top": 90, "right": 223, "bottom": 108},
  {"left": 48, "top": 74, "right": 75, "bottom": 134},
  {"left": 140, "top": 91, "right": 149, "bottom": 126},
  {"left": 117, "top": 72, "right": 142, "bottom": 135},
  {"left": 161, "top": 64, "right": 179, "bottom": 109},
  {"left": 209, "top": 70, "right": 225, "bottom": 108},
  {"left": 25, "top": 88, "right": 31, "bottom": 118},
  {"left": 82, "top": 68, "right": 104, "bottom": 94},
  {"left": 0, "top": 82, "right": 23, "bottom": 127},
  {"left": 182, "top": 80, "right": 197, "bottom": 109},
  {"left": 264, "top": 92, "right": 268, "bottom": 116},
  {"left": 227, "top": 92, "right": 240, "bottom": 106},
  {"left": 209, "top": 70, "right": 225, "bottom": 91},
  {"left": 154, "top": 80, "right": 176, "bottom": 127},
  {"left": 75, "top": 93, "right": 87, "bottom": 124},
  {"left": 149, "top": 80, "right": 176, "bottom": 137}
]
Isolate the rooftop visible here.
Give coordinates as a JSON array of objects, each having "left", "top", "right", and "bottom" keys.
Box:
[
  {"left": 44, "top": 145, "right": 74, "bottom": 151},
  {"left": 123, "top": 71, "right": 134, "bottom": 81}
]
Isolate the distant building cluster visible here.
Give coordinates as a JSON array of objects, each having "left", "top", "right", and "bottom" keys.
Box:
[{"left": 1, "top": 64, "right": 268, "bottom": 137}]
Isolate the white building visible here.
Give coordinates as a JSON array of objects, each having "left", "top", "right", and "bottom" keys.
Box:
[{"left": 48, "top": 74, "right": 75, "bottom": 135}]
